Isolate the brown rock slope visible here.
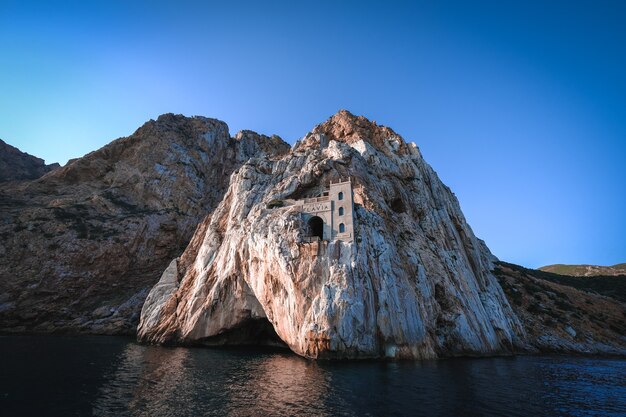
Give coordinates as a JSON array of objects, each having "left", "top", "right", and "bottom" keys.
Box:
[
  {"left": 0, "top": 114, "right": 289, "bottom": 334},
  {"left": 495, "top": 262, "right": 626, "bottom": 355},
  {"left": 0, "top": 139, "right": 60, "bottom": 182}
]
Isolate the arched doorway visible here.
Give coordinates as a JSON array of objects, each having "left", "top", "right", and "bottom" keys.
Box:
[{"left": 307, "top": 216, "right": 324, "bottom": 240}]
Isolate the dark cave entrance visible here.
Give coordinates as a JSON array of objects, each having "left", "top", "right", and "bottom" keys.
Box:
[
  {"left": 199, "top": 317, "right": 288, "bottom": 348},
  {"left": 308, "top": 216, "right": 324, "bottom": 240},
  {"left": 194, "top": 276, "right": 289, "bottom": 350}
]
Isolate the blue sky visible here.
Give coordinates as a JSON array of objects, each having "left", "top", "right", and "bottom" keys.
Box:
[{"left": 1, "top": 0, "right": 625, "bottom": 268}]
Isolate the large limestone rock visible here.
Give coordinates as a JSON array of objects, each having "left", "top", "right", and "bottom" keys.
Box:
[
  {"left": 138, "top": 110, "right": 528, "bottom": 359},
  {"left": 0, "top": 114, "right": 289, "bottom": 334}
]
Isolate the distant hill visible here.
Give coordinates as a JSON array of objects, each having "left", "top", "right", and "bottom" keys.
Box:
[{"left": 539, "top": 263, "right": 626, "bottom": 277}]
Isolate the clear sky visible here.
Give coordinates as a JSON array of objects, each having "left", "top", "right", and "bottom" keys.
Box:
[{"left": 1, "top": 0, "right": 624, "bottom": 268}]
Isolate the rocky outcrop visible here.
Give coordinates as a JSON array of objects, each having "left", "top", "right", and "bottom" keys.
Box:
[
  {"left": 138, "top": 110, "right": 529, "bottom": 359},
  {"left": 0, "top": 139, "right": 60, "bottom": 182},
  {"left": 0, "top": 114, "right": 289, "bottom": 334}
]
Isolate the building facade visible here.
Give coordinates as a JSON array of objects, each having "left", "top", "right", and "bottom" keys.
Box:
[{"left": 294, "top": 179, "right": 354, "bottom": 242}]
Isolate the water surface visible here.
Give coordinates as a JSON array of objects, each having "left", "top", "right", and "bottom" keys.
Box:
[{"left": 1, "top": 335, "right": 625, "bottom": 416}]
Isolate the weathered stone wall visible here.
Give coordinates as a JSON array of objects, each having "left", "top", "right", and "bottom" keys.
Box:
[{"left": 293, "top": 180, "right": 354, "bottom": 242}]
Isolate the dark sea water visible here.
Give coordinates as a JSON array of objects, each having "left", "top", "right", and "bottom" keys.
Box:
[{"left": 1, "top": 335, "right": 625, "bottom": 417}]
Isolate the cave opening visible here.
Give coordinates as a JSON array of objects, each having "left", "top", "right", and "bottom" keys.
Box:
[
  {"left": 389, "top": 197, "right": 406, "bottom": 213},
  {"left": 198, "top": 317, "right": 288, "bottom": 348},
  {"left": 307, "top": 216, "right": 324, "bottom": 240}
]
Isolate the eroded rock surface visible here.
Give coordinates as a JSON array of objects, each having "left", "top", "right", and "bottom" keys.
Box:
[
  {"left": 138, "top": 110, "right": 529, "bottom": 359},
  {"left": 0, "top": 114, "right": 289, "bottom": 334}
]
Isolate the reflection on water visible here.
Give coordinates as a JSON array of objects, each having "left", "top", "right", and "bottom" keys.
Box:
[
  {"left": 93, "top": 344, "right": 333, "bottom": 417},
  {"left": 93, "top": 344, "right": 191, "bottom": 416},
  {"left": 1, "top": 335, "right": 625, "bottom": 417},
  {"left": 224, "top": 354, "right": 332, "bottom": 416}
]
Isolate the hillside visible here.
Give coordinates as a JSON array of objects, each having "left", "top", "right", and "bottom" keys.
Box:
[
  {"left": 539, "top": 263, "right": 626, "bottom": 277},
  {"left": 495, "top": 262, "right": 626, "bottom": 355}
]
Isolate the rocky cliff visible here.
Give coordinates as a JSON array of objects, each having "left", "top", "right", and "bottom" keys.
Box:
[
  {"left": 0, "top": 139, "right": 60, "bottom": 182},
  {"left": 0, "top": 114, "right": 289, "bottom": 334},
  {"left": 137, "top": 110, "right": 529, "bottom": 359}
]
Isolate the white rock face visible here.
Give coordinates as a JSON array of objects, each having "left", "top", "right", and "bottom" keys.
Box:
[{"left": 138, "top": 110, "right": 527, "bottom": 359}]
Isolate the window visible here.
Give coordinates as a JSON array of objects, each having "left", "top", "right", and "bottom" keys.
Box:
[
  {"left": 338, "top": 192, "right": 344, "bottom": 200},
  {"left": 338, "top": 207, "right": 344, "bottom": 216},
  {"left": 339, "top": 223, "right": 345, "bottom": 233}
]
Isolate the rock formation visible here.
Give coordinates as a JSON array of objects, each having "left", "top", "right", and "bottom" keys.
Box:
[
  {"left": 138, "top": 110, "right": 529, "bottom": 359},
  {"left": 0, "top": 114, "right": 289, "bottom": 334},
  {"left": 3, "top": 110, "right": 624, "bottom": 358},
  {"left": 0, "top": 139, "right": 60, "bottom": 182}
]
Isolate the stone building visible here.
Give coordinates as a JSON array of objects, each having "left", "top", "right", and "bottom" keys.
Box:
[{"left": 294, "top": 179, "right": 354, "bottom": 242}]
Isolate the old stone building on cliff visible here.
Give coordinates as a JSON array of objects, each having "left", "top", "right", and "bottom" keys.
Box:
[{"left": 294, "top": 179, "right": 354, "bottom": 242}]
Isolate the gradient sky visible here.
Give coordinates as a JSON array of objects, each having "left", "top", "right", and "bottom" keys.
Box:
[{"left": 1, "top": 0, "right": 625, "bottom": 268}]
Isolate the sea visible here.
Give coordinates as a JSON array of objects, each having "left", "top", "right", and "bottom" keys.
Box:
[{"left": 1, "top": 335, "right": 625, "bottom": 416}]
